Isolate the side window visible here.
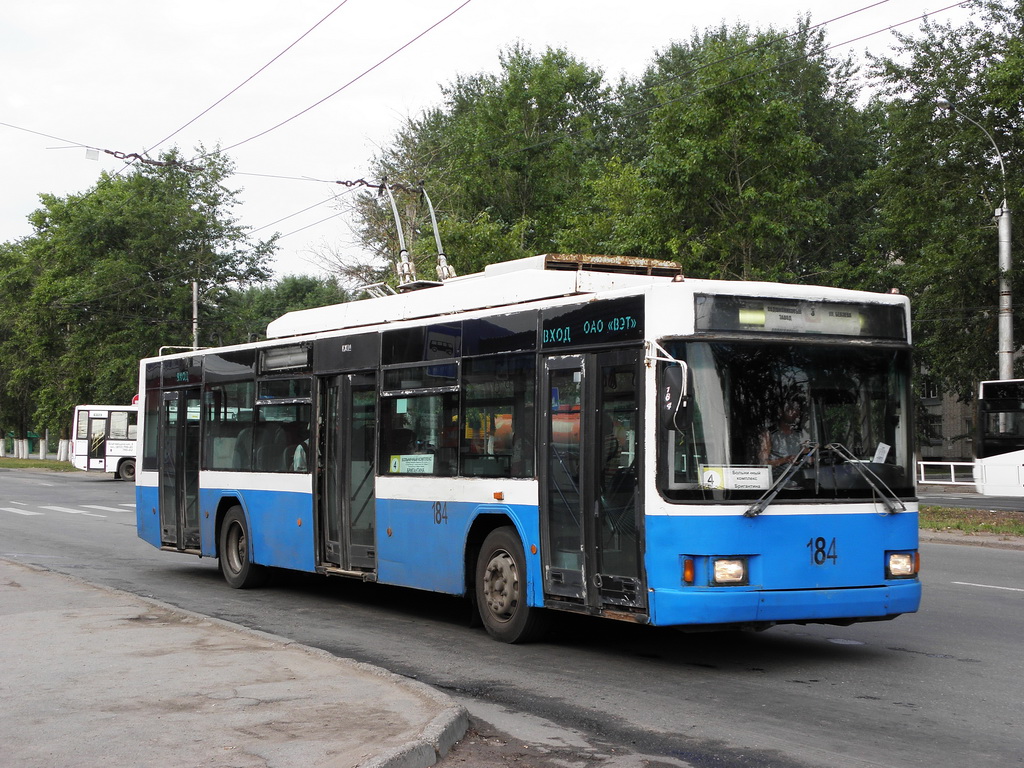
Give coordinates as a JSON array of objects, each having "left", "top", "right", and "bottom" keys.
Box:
[
  {"left": 109, "top": 410, "right": 132, "bottom": 440},
  {"left": 460, "top": 354, "right": 535, "bottom": 478},
  {"left": 203, "top": 381, "right": 255, "bottom": 471},
  {"left": 253, "top": 378, "right": 312, "bottom": 473},
  {"left": 142, "top": 391, "right": 161, "bottom": 471},
  {"left": 380, "top": 393, "right": 459, "bottom": 476},
  {"left": 76, "top": 410, "right": 89, "bottom": 439}
]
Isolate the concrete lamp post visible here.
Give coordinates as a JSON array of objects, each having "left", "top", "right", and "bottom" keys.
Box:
[{"left": 937, "top": 97, "right": 1013, "bottom": 380}]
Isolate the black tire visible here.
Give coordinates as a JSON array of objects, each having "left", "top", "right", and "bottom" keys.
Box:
[
  {"left": 117, "top": 458, "right": 136, "bottom": 482},
  {"left": 218, "top": 506, "right": 268, "bottom": 589},
  {"left": 475, "top": 526, "right": 548, "bottom": 643}
]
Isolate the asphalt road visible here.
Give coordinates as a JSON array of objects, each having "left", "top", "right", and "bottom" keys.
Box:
[
  {"left": 1, "top": 469, "right": 1021, "bottom": 768},
  {"left": 919, "top": 488, "right": 1024, "bottom": 512}
]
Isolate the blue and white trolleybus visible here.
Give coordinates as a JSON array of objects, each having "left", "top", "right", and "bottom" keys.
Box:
[{"left": 135, "top": 254, "right": 920, "bottom": 642}]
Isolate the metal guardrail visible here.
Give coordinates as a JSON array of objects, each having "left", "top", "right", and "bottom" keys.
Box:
[{"left": 917, "top": 461, "right": 975, "bottom": 485}]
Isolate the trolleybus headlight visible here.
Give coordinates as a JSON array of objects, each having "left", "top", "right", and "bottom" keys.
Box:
[
  {"left": 712, "top": 558, "right": 748, "bottom": 585},
  {"left": 887, "top": 552, "right": 917, "bottom": 578}
]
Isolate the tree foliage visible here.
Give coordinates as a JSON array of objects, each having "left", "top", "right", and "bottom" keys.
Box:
[
  {"left": 352, "top": 3, "right": 1023, "bottom": 399},
  {"left": 208, "top": 274, "right": 352, "bottom": 345},
  {"left": 3, "top": 3, "right": 1023, "bottom": 439},
  {"left": 865, "top": 0, "right": 1024, "bottom": 397},
  {"left": 349, "top": 45, "right": 614, "bottom": 280},
  {"left": 575, "top": 20, "right": 873, "bottom": 282},
  {"left": 0, "top": 149, "right": 277, "bottom": 435}
]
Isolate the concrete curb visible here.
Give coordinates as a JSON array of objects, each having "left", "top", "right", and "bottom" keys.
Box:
[
  {"left": 141, "top": 610, "right": 471, "bottom": 768},
  {"left": 358, "top": 697, "right": 469, "bottom": 768},
  {"left": 8, "top": 559, "right": 469, "bottom": 768}
]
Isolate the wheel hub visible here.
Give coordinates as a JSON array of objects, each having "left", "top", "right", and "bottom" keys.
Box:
[{"left": 483, "top": 551, "right": 518, "bottom": 619}]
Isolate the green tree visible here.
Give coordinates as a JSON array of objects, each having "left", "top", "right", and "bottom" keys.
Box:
[
  {"left": 567, "top": 19, "right": 874, "bottom": 283},
  {"left": 0, "top": 239, "right": 37, "bottom": 442},
  {"left": 349, "top": 45, "right": 614, "bottom": 281},
  {"left": 209, "top": 274, "right": 352, "bottom": 344},
  {"left": 0, "top": 148, "right": 275, "bottom": 435},
  {"left": 865, "top": 0, "right": 1024, "bottom": 397}
]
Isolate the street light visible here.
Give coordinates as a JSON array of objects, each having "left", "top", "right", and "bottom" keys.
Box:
[{"left": 937, "top": 97, "right": 1013, "bottom": 380}]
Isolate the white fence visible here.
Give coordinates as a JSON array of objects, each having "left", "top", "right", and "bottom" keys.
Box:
[{"left": 917, "top": 461, "right": 974, "bottom": 486}]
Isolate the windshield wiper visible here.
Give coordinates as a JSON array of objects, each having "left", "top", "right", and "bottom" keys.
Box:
[
  {"left": 823, "top": 442, "right": 906, "bottom": 514},
  {"left": 745, "top": 443, "right": 818, "bottom": 518}
]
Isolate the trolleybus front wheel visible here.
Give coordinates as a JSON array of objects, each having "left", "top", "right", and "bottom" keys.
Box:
[
  {"left": 219, "top": 506, "right": 268, "bottom": 589},
  {"left": 475, "top": 526, "right": 548, "bottom": 643}
]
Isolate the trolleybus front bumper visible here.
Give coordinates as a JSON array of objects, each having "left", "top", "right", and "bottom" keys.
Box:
[{"left": 649, "top": 580, "right": 921, "bottom": 628}]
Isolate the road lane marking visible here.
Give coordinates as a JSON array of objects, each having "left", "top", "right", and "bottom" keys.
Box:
[
  {"left": 952, "top": 581, "right": 1024, "bottom": 593},
  {"left": 40, "top": 505, "right": 106, "bottom": 518},
  {"left": 81, "top": 505, "right": 132, "bottom": 513},
  {"left": 0, "top": 507, "right": 44, "bottom": 516},
  {"left": 119, "top": 503, "right": 136, "bottom": 508}
]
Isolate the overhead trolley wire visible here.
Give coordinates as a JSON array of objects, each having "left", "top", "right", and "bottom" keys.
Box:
[
  {"left": 199, "top": 0, "right": 476, "bottom": 160},
  {"left": 250, "top": 186, "right": 359, "bottom": 234},
  {"left": 142, "top": 0, "right": 355, "bottom": 156},
  {"left": 0, "top": 121, "right": 90, "bottom": 149},
  {"left": 4, "top": 0, "right": 977, "bottom": 303}
]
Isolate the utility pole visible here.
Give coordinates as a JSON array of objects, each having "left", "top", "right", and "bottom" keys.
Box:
[{"left": 937, "top": 98, "right": 1013, "bottom": 379}]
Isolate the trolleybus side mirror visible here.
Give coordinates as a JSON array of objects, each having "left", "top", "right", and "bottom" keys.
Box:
[{"left": 660, "top": 362, "right": 689, "bottom": 431}]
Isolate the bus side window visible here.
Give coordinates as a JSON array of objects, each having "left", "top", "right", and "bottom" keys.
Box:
[
  {"left": 109, "top": 411, "right": 130, "bottom": 440},
  {"left": 204, "top": 381, "right": 255, "bottom": 471},
  {"left": 282, "top": 420, "right": 309, "bottom": 473},
  {"left": 252, "top": 402, "right": 311, "bottom": 473},
  {"left": 460, "top": 354, "right": 535, "bottom": 478},
  {"left": 380, "top": 394, "right": 457, "bottom": 476}
]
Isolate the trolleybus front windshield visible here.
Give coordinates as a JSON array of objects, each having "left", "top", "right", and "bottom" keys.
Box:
[{"left": 659, "top": 341, "right": 913, "bottom": 501}]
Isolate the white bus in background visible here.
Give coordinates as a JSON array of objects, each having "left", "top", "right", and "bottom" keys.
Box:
[
  {"left": 974, "top": 379, "right": 1024, "bottom": 496},
  {"left": 72, "top": 404, "right": 139, "bottom": 481}
]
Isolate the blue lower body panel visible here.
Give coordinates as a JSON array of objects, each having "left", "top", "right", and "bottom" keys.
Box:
[
  {"left": 644, "top": 509, "right": 921, "bottom": 627},
  {"left": 136, "top": 484, "right": 160, "bottom": 548},
  {"left": 375, "top": 498, "right": 541, "bottom": 600},
  {"left": 135, "top": 481, "right": 315, "bottom": 574},
  {"left": 217, "top": 489, "right": 315, "bottom": 572}
]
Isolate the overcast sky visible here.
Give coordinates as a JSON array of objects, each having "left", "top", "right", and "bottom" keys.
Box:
[{"left": 2, "top": 1, "right": 975, "bottom": 279}]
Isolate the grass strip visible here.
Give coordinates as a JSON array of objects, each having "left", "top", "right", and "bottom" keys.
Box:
[
  {"left": 920, "top": 505, "right": 1024, "bottom": 537},
  {"left": 0, "top": 458, "right": 78, "bottom": 472}
]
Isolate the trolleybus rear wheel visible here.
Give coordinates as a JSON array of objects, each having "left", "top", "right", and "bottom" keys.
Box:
[
  {"left": 475, "top": 526, "right": 548, "bottom": 643},
  {"left": 117, "top": 458, "right": 136, "bottom": 482},
  {"left": 219, "top": 506, "right": 268, "bottom": 589}
]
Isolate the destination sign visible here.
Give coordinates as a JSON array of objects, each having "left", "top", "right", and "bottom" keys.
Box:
[
  {"left": 696, "top": 295, "right": 907, "bottom": 340},
  {"left": 541, "top": 296, "right": 644, "bottom": 348}
]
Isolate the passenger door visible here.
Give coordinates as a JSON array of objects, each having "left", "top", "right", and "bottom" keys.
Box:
[
  {"left": 158, "top": 388, "right": 201, "bottom": 550},
  {"left": 540, "top": 350, "right": 645, "bottom": 613},
  {"left": 87, "top": 414, "right": 107, "bottom": 469},
  {"left": 317, "top": 373, "right": 377, "bottom": 571}
]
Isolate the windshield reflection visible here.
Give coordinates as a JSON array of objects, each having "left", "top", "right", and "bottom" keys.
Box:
[{"left": 659, "top": 341, "right": 913, "bottom": 501}]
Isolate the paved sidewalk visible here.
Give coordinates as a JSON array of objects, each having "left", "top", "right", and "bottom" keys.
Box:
[{"left": 0, "top": 558, "right": 467, "bottom": 768}]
